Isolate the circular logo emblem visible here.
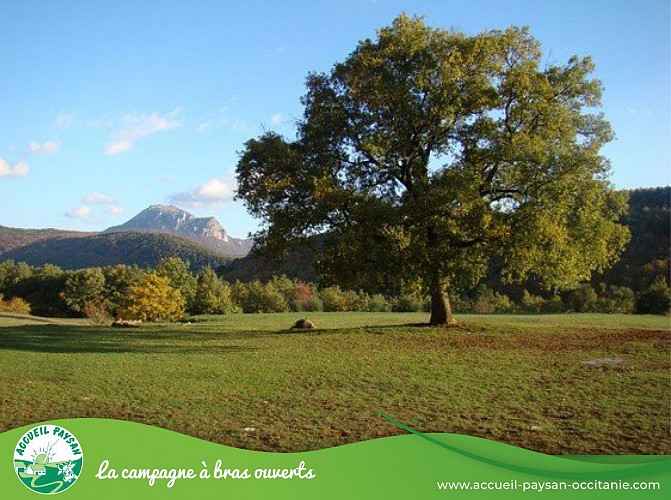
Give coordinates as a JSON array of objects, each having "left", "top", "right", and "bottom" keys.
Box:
[{"left": 13, "top": 425, "right": 83, "bottom": 494}]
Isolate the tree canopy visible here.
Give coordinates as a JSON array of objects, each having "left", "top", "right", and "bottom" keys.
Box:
[{"left": 236, "top": 14, "right": 629, "bottom": 324}]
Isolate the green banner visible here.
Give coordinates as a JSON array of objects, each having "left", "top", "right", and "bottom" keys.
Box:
[{"left": 1, "top": 419, "right": 669, "bottom": 499}]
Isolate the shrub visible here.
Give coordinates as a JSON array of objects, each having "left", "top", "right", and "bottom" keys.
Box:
[
  {"left": 236, "top": 281, "right": 289, "bottom": 313},
  {"left": 192, "top": 267, "right": 238, "bottom": 315},
  {"left": 291, "top": 282, "right": 320, "bottom": 311},
  {"left": 368, "top": 294, "right": 391, "bottom": 312},
  {"left": 595, "top": 285, "right": 635, "bottom": 314},
  {"left": 469, "top": 287, "right": 514, "bottom": 314},
  {"left": 472, "top": 293, "right": 496, "bottom": 314},
  {"left": 319, "top": 285, "right": 361, "bottom": 312},
  {"left": 521, "top": 290, "right": 546, "bottom": 313},
  {"left": 268, "top": 275, "right": 299, "bottom": 307},
  {"left": 392, "top": 294, "right": 425, "bottom": 312},
  {"left": 118, "top": 273, "right": 185, "bottom": 322},
  {"left": 567, "top": 284, "right": 599, "bottom": 312},
  {"left": 636, "top": 278, "right": 671, "bottom": 315},
  {"left": 0, "top": 294, "right": 31, "bottom": 315},
  {"left": 82, "top": 300, "right": 112, "bottom": 325},
  {"left": 541, "top": 295, "right": 567, "bottom": 313},
  {"left": 294, "top": 296, "right": 324, "bottom": 312},
  {"left": 447, "top": 294, "right": 470, "bottom": 314}
]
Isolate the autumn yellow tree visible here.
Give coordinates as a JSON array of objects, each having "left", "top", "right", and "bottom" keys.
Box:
[{"left": 119, "top": 272, "right": 185, "bottom": 322}]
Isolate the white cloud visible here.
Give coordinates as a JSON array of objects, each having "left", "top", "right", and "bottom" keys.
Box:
[
  {"left": 64, "top": 204, "right": 100, "bottom": 224},
  {"left": 0, "top": 158, "right": 29, "bottom": 178},
  {"left": 65, "top": 205, "right": 91, "bottom": 218},
  {"left": 272, "top": 45, "right": 287, "bottom": 56},
  {"left": 270, "top": 113, "right": 284, "bottom": 125},
  {"left": 83, "top": 192, "right": 115, "bottom": 204},
  {"left": 169, "top": 177, "right": 234, "bottom": 208},
  {"left": 232, "top": 122, "right": 251, "bottom": 132},
  {"left": 73, "top": 193, "right": 123, "bottom": 219},
  {"left": 51, "top": 112, "right": 77, "bottom": 129},
  {"left": 106, "top": 141, "right": 132, "bottom": 155},
  {"left": 106, "top": 108, "right": 183, "bottom": 155},
  {"left": 156, "top": 175, "right": 174, "bottom": 184},
  {"left": 196, "top": 122, "right": 213, "bottom": 134},
  {"left": 29, "top": 141, "right": 60, "bottom": 154}
]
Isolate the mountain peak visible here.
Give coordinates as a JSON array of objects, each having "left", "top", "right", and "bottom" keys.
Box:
[
  {"left": 105, "top": 205, "right": 252, "bottom": 256},
  {"left": 146, "top": 204, "right": 188, "bottom": 214}
]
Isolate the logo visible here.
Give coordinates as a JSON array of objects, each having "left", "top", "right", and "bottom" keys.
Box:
[{"left": 13, "top": 425, "right": 83, "bottom": 494}]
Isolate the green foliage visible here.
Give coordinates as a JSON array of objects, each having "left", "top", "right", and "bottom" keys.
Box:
[
  {"left": 636, "top": 278, "right": 671, "bottom": 315},
  {"left": 192, "top": 267, "right": 238, "bottom": 315},
  {"left": 62, "top": 268, "right": 106, "bottom": 314},
  {"left": 567, "top": 284, "right": 599, "bottom": 312},
  {"left": 6, "top": 264, "right": 68, "bottom": 317},
  {"left": 319, "top": 285, "right": 364, "bottom": 312},
  {"left": 102, "top": 265, "right": 146, "bottom": 316},
  {"left": 155, "top": 257, "right": 197, "bottom": 310},
  {"left": 0, "top": 260, "right": 33, "bottom": 291},
  {"left": 593, "top": 285, "right": 635, "bottom": 314},
  {"left": 0, "top": 294, "right": 31, "bottom": 314},
  {"left": 520, "top": 290, "right": 546, "bottom": 313},
  {"left": 235, "top": 15, "right": 629, "bottom": 323},
  {"left": 294, "top": 296, "right": 324, "bottom": 312},
  {"left": 541, "top": 295, "right": 567, "bottom": 314},
  {"left": 471, "top": 287, "right": 514, "bottom": 314},
  {"left": 599, "top": 187, "right": 670, "bottom": 291},
  {"left": 392, "top": 294, "right": 426, "bottom": 313},
  {"left": 232, "top": 280, "right": 289, "bottom": 313},
  {"left": 119, "top": 272, "right": 185, "bottom": 322},
  {"left": 368, "top": 294, "right": 391, "bottom": 312}
]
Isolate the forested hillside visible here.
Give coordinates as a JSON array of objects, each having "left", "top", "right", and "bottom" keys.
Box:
[
  {"left": 0, "top": 226, "right": 87, "bottom": 254},
  {"left": 2, "top": 231, "right": 232, "bottom": 272}
]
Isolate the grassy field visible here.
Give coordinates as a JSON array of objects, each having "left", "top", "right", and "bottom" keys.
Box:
[{"left": 0, "top": 312, "right": 669, "bottom": 454}]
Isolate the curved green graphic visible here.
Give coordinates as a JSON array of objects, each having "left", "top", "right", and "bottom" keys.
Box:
[
  {"left": 378, "top": 411, "right": 671, "bottom": 480},
  {"left": 1, "top": 418, "right": 669, "bottom": 499}
]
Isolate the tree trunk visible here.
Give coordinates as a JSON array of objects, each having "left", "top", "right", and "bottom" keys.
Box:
[
  {"left": 428, "top": 275, "right": 457, "bottom": 326},
  {"left": 425, "top": 225, "right": 458, "bottom": 326}
]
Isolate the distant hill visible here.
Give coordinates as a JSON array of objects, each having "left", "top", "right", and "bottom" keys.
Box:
[
  {"left": 220, "top": 240, "right": 322, "bottom": 283},
  {"left": 2, "top": 231, "right": 232, "bottom": 271},
  {"left": 596, "top": 186, "right": 670, "bottom": 291},
  {"left": 0, "top": 226, "right": 87, "bottom": 254},
  {"left": 106, "top": 205, "right": 252, "bottom": 256}
]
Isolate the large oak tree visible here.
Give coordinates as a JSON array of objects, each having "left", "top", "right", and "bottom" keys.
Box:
[{"left": 236, "top": 15, "right": 629, "bottom": 325}]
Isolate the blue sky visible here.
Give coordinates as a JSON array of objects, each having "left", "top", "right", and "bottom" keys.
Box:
[{"left": 1, "top": 0, "right": 669, "bottom": 238}]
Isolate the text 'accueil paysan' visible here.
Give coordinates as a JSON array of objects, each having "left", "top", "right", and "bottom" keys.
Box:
[{"left": 13, "top": 425, "right": 83, "bottom": 494}]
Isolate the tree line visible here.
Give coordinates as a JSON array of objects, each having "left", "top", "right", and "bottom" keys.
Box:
[{"left": 0, "top": 257, "right": 668, "bottom": 323}]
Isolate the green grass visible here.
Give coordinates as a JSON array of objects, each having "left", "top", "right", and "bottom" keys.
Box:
[{"left": 0, "top": 312, "right": 668, "bottom": 454}]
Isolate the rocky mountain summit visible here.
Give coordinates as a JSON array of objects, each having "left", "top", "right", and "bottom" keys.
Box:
[{"left": 105, "top": 205, "right": 253, "bottom": 256}]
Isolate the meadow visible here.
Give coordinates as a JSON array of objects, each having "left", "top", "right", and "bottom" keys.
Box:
[{"left": 0, "top": 312, "right": 668, "bottom": 455}]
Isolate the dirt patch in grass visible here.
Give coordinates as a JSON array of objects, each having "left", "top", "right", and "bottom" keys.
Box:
[{"left": 409, "top": 328, "right": 670, "bottom": 352}]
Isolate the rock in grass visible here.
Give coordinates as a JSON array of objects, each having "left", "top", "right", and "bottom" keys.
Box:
[
  {"left": 111, "top": 320, "right": 141, "bottom": 328},
  {"left": 292, "top": 319, "right": 315, "bottom": 330}
]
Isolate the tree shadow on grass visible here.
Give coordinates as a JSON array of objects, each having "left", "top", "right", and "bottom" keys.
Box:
[{"left": 0, "top": 324, "right": 262, "bottom": 354}]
